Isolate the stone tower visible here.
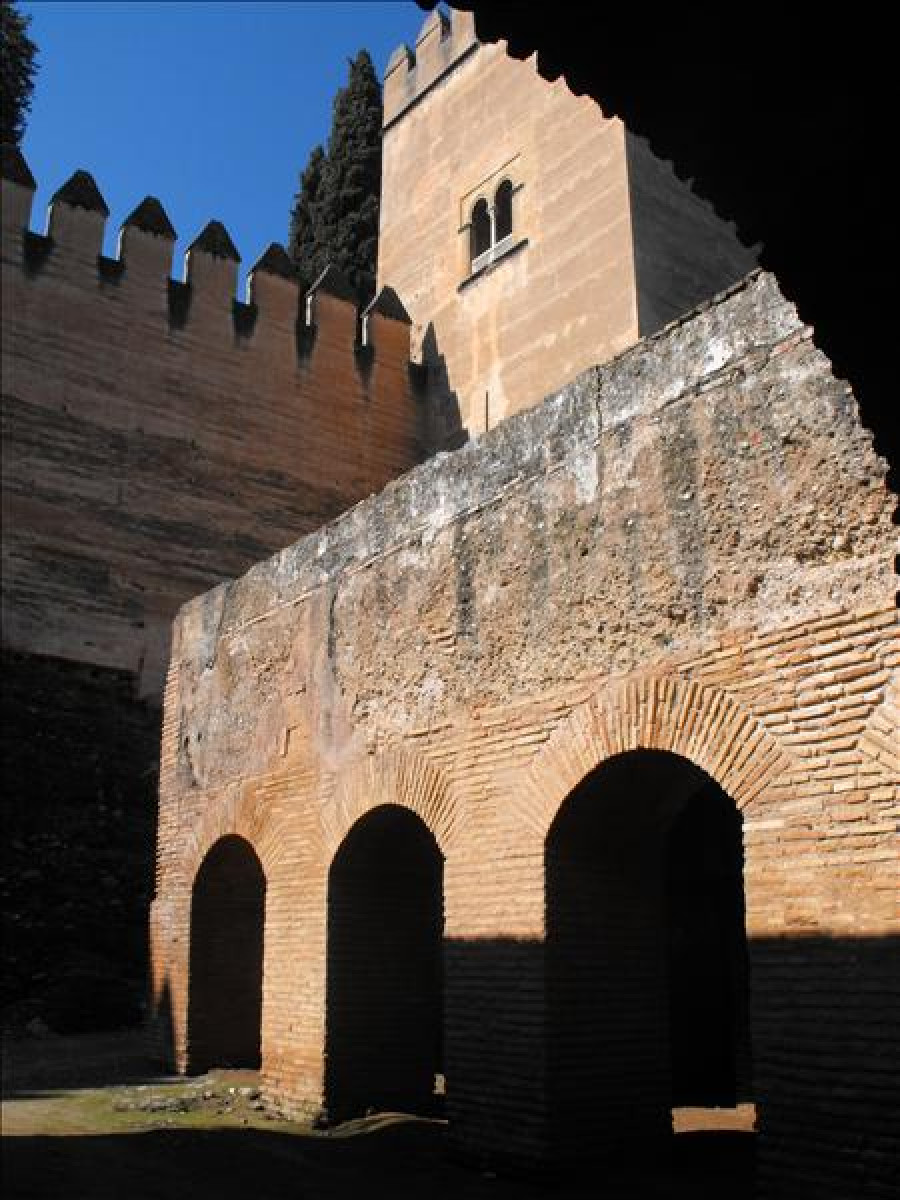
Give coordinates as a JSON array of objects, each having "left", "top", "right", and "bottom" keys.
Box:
[{"left": 379, "top": 8, "right": 758, "bottom": 443}]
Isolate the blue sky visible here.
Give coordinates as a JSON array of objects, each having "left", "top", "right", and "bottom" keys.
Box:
[{"left": 20, "top": 1, "right": 425, "bottom": 286}]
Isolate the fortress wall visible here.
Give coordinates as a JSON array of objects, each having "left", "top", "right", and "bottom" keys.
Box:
[
  {"left": 154, "top": 272, "right": 898, "bottom": 1196},
  {"left": 1, "top": 160, "right": 422, "bottom": 698},
  {"left": 0, "top": 152, "right": 422, "bottom": 1029}
]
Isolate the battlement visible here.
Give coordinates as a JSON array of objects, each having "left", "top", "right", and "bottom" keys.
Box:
[
  {"left": 383, "top": 6, "right": 477, "bottom": 128},
  {"left": 1, "top": 146, "right": 424, "bottom": 696},
  {"left": 1, "top": 147, "right": 411, "bottom": 362}
]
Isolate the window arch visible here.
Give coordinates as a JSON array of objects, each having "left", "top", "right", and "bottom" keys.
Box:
[
  {"left": 470, "top": 197, "right": 491, "bottom": 264},
  {"left": 494, "top": 179, "right": 513, "bottom": 242}
]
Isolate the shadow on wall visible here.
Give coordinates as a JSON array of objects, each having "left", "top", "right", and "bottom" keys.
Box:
[
  {"left": 421, "top": 323, "right": 467, "bottom": 452},
  {"left": 148, "top": 976, "right": 175, "bottom": 1071},
  {"left": 0, "top": 649, "right": 161, "bottom": 1035},
  {"left": 441, "top": 931, "right": 899, "bottom": 1198}
]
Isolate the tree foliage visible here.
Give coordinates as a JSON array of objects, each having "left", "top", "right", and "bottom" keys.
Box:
[
  {"left": 288, "top": 143, "right": 326, "bottom": 287},
  {"left": 1, "top": 0, "right": 38, "bottom": 146},
  {"left": 288, "top": 50, "right": 382, "bottom": 304}
]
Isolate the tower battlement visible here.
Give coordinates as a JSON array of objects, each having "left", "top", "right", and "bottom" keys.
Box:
[{"left": 382, "top": 6, "right": 477, "bottom": 128}]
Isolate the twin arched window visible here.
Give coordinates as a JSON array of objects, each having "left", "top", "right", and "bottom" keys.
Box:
[{"left": 469, "top": 179, "right": 515, "bottom": 271}]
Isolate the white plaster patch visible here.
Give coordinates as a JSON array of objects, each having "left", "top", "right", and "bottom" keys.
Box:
[
  {"left": 571, "top": 445, "right": 599, "bottom": 504},
  {"left": 418, "top": 671, "right": 445, "bottom": 706},
  {"left": 701, "top": 336, "right": 733, "bottom": 375}
]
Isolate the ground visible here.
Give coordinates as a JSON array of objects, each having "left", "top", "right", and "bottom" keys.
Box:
[{"left": 2, "top": 1031, "right": 755, "bottom": 1199}]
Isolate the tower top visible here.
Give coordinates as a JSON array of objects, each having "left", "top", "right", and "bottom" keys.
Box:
[{"left": 382, "top": 7, "right": 477, "bottom": 129}]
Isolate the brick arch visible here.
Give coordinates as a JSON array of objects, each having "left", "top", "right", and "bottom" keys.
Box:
[
  {"left": 179, "top": 783, "right": 295, "bottom": 891},
  {"left": 515, "top": 675, "right": 796, "bottom": 838},
  {"left": 323, "top": 748, "right": 461, "bottom": 862}
]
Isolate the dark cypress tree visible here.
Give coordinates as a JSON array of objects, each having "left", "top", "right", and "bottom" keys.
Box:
[
  {"left": 288, "top": 143, "right": 326, "bottom": 292},
  {"left": 288, "top": 50, "right": 382, "bottom": 304},
  {"left": 1, "top": 0, "right": 38, "bottom": 146}
]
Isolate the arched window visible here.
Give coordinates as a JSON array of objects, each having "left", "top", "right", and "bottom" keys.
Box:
[
  {"left": 494, "top": 179, "right": 513, "bottom": 242},
  {"left": 470, "top": 197, "right": 491, "bottom": 264}
]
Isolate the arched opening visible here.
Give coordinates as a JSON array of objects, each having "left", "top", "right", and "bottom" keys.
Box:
[
  {"left": 470, "top": 197, "right": 491, "bottom": 264},
  {"left": 494, "top": 178, "right": 513, "bottom": 242},
  {"left": 187, "top": 835, "right": 265, "bottom": 1074},
  {"left": 326, "top": 805, "right": 444, "bottom": 1121},
  {"left": 545, "top": 749, "right": 750, "bottom": 1161}
]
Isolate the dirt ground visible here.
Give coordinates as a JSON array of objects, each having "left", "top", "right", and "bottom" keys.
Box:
[{"left": 1, "top": 1031, "right": 756, "bottom": 1199}]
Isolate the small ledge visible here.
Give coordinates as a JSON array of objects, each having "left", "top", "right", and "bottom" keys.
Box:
[{"left": 457, "top": 237, "right": 528, "bottom": 292}]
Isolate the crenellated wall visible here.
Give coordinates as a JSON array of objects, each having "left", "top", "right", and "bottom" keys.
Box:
[
  {"left": 1, "top": 148, "right": 423, "bottom": 696},
  {"left": 0, "top": 145, "right": 423, "bottom": 1030},
  {"left": 153, "top": 271, "right": 898, "bottom": 1197}
]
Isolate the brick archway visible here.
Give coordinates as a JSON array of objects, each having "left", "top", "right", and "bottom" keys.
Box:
[
  {"left": 323, "top": 748, "right": 461, "bottom": 864},
  {"left": 515, "top": 675, "right": 796, "bottom": 840},
  {"left": 178, "top": 782, "right": 297, "bottom": 892}
]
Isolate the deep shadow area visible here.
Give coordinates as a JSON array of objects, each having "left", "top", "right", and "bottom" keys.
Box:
[
  {"left": 0, "top": 649, "right": 160, "bottom": 1034},
  {"left": 187, "top": 836, "right": 266, "bottom": 1074},
  {"left": 2, "top": 1030, "right": 162, "bottom": 1097},
  {"left": 6, "top": 934, "right": 895, "bottom": 1196},
  {"left": 420, "top": 323, "right": 467, "bottom": 451},
  {"left": 442, "top": 932, "right": 897, "bottom": 1197},
  {"left": 545, "top": 751, "right": 748, "bottom": 1163},
  {"left": 0, "top": 1125, "right": 756, "bottom": 1200},
  {"left": 326, "top": 805, "right": 444, "bottom": 1122}
]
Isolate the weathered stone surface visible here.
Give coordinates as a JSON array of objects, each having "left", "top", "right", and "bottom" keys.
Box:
[{"left": 153, "top": 271, "right": 898, "bottom": 1194}]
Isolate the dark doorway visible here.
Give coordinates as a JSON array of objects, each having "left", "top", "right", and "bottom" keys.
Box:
[
  {"left": 326, "top": 805, "right": 444, "bottom": 1121},
  {"left": 666, "top": 779, "right": 748, "bottom": 1106},
  {"left": 545, "top": 750, "right": 749, "bottom": 1161},
  {"left": 187, "top": 835, "right": 266, "bottom": 1074}
]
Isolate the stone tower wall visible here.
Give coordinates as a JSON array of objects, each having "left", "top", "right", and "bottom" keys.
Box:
[{"left": 378, "top": 9, "right": 756, "bottom": 444}]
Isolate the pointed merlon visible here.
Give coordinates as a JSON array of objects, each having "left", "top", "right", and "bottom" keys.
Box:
[
  {"left": 364, "top": 286, "right": 412, "bottom": 324},
  {"left": 308, "top": 264, "right": 357, "bottom": 304},
  {"left": 188, "top": 220, "right": 240, "bottom": 262},
  {"left": 386, "top": 42, "right": 415, "bottom": 73},
  {"left": 1, "top": 144, "right": 36, "bottom": 189},
  {"left": 123, "top": 196, "right": 177, "bottom": 240},
  {"left": 250, "top": 243, "right": 296, "bottom": 280},
  {"left": 416, "top": 8, "right": 450, "bottom": 45},
  {"left": 51, "top": 170, "right": 110, "bottom": 215}
]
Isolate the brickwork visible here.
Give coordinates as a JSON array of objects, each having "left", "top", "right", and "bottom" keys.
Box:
[
  {"left": 1, "top": 150, "right": 425, "bottom": 1026},
  {"left": 152, "top": 272, "right": 898, "bottom": 1196},
  {"left": 1, "top": 157, "right": 422, "bottom": 697}
]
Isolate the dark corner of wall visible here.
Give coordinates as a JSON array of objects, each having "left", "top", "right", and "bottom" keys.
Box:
[{"left": 625, "top": 131, "right": 761, "bottom": 339}]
